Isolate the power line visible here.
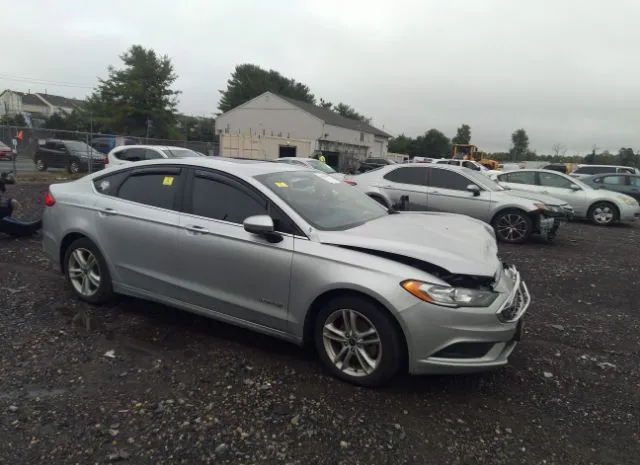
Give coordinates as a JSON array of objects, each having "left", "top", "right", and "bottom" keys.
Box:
[{"left": 0, "top": 74, "right": 95, "bottom": 89}]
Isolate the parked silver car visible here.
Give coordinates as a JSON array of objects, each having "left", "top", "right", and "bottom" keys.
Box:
[
  {"left": 42, "top": 158, "right": 530, "bottom": 387},
  {"left": 489, "top": 169, "right": 640, "bottom": 225},
  {"left": 346, "top": 164, "right": 571, "bottom": 244}
]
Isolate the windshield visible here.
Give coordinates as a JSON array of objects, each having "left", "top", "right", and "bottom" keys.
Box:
[
  {"left": 255, "top": 170, "right": 387, "bottom": 231},
  {"left": 306, "top": 159, "right": 336, "bottom": 174},
  {"left": 162, "top": 148, "right": 203, "bottom": 158},
  {"left": 0, "top": 141, "right": 7, "bottom": 148},
  {"left": 63, "top": 141, "right": 103, "bottom": 157},
  {"left": 465, "top": 169, "right": 506, "bottom": 191}
]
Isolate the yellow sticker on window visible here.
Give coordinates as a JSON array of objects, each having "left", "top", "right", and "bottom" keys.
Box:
[
  {"left": 274, "top": 181, "right": 288, "bottom": 188},
  {"left": 163, "top": 176, "right": 174, "bottom": 186}
]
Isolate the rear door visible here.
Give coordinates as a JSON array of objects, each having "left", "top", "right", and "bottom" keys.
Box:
[
  {"left": 92, "top": 166, "right": 185, "bottom": 299},
  {"left": 628, "top": 176, "right": 640, "bottom": 202},
  {"left": 379, "top": 166, "right": 428, "bottom": 210},
  {"left": 176, "top": 169, "right": 294, "bottom": 331},
  {"left": 425, "top": 166, "right": 492, "bottom": 221},
  {"left": 495, "top": 170, "right": 539, "bottom": 194}
]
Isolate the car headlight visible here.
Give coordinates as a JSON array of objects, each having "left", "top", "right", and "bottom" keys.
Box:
[
  {"left": 618, "top": 195, "right": 638, "bottom": 206},
  {"left": 534, "top": 202, "right": 556, "bottom": 213},
  {"left": 401, "top": 280, "right": 499, "bottom": 308}
]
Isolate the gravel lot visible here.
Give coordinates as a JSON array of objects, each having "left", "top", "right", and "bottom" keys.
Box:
[{"left": 1, "top": 182, "right": 639, "bottom": 465}]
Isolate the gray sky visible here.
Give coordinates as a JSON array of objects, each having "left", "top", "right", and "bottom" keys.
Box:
[{"left": 3, "top": 0, "right": 639, "bottom": 154}]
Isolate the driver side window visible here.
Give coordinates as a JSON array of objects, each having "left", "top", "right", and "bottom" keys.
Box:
[{"left": 539, "top": 172, "right": 575, "bottom": 189}]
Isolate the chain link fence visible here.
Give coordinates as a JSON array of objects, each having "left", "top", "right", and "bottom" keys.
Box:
[{"left": 0, "top": 125, "right": 219, "bottom": 175}]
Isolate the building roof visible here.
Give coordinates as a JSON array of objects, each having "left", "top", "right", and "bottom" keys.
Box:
[
  {"left": 36, "top": 93, "right": 85, "bottom": 108},
  {"left": 276, "top": 94, "right": 392, "bottom": 138}
]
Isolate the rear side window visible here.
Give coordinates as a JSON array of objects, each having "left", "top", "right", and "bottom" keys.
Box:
[
  {"left": 191, "top": 175, "right": 268, "bottom": 224},
  {"left": 383, "top": 166, "right": 426, "bottom": 186},
  {"left": 144, "top": 149, "right": 163, "bottom": 160},
  {"left": 117, "top": 172, "right": 180, "bottom": 210},
  {"left": 116, "top": 148, "right": 145, "bottom": 161},
  {"left": 428, "top": 167, "right": 472, "bottom": 190},
  {"left": 602, "top": 175, "right": 625, "bottom": 185},
  {"left": 93, "top": 171, "right": 129, "bottom": 196},
  {"left": 618, "top": 167, "right": 634, "bottom": 174},
  {"left": 576, "top": 166, "right": 613, "bottom": 175}
]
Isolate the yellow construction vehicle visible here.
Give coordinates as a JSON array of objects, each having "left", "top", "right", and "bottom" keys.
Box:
[{"left": 452, "top": 144, "right": 500, "bottom": 170}]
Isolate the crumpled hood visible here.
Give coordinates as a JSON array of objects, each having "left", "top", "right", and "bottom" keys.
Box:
[
  {"left": 316, "top": 212, "right": 501, "bottom": 277},
  {"left": 504, "top": 189, "right": 569, "bottom": 206}
]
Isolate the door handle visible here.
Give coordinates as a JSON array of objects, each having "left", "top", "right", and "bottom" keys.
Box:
[
  {"left": 185, "top": 224, "right": 209, "bottom": 234},
  {"left": 100, "top": 207, "right": 117, "bottom": 216}
]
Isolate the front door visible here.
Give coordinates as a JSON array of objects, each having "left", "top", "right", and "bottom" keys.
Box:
[
  {"left": 378, "top": 166, "right": 428, "bottom": 210},
  {"left": 536, "top": 171, "right": 589, "bottom": 217},
  {"left": 177, "top": 169, "right": 293, "bottom": 332},
  {"left": 425, "top": 167, "right": 492, "bottom": 222},
  {"left": 628, "top": 176, "right": 640, "bottom": 202},
  {"left": 92, "top": 167, "right": 185, "bottom": 299}
]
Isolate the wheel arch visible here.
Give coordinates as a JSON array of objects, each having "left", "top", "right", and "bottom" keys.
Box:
[
  {"left": 302, "top": 287, "right": 409, "bottom": 368},
  {"left": 59, "top": 231, "right": 110, "bottom": 274}
]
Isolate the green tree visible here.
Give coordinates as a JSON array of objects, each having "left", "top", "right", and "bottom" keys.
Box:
[
  {"left": 452, "top": 124, "right": 471, "bottom": 145},
  {"left": 414, "top": 129, "right": 451, "bottom": 157},
  {"left": 218, "top": 64, "right": 315, "bottom": 113},
  {"left": 86, "top": 45, "right": 180, "bottom": 138},
  {"left": 0, "top": 113, "right": 27, "bottom": 126},
  {"left": 388, "top": 134, "right": 414, "bottom": 154},
  {"left": 509, "top": 129, "right": 529, "bottom": 161},
  {"left": 319, "top": 98, "right": 333, "bottom": 109},
  {"left": 618, "top": 147, "right": 636, "bottom": 167},
  {"left": 333, "top": 102, "right": 371, "bottom": 123}
]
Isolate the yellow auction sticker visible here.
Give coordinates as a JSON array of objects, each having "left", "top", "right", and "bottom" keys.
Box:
[
  {"left": 274, "top": 181, "right": 288, "bottom": 188},
  {"left": 162, "top": 176, "right": 174, "bottom": 186}
]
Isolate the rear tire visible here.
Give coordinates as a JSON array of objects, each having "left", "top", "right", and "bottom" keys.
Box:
[
  {"left": 492, "top": 209, "right": 533, "bottom": 244},
  {"left": 587, "top": 201, "right": 618, "bottom": 226},
  {"left": 314, "top": 295, "right": 404, "bottom": 387},
  {"left": 63, "top": 237, "right": 114, "bottom": 305},
  {"left": 68, "top": 160, "right": 80, "bottom": 174}
]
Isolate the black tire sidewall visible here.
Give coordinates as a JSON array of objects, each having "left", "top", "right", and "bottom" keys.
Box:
[
  {"left": 35, "top": 159, "right": 46, "bottom": 171},
  {"left": 64, "top": 237, "right": 113, "bottom": 304},
  {"left": 492, "top": 209, "right": 532, "bottom": 244},
  {"left": 588, "top": 202, "right": 617, "bottom": 226},
  {"left": 313, "top": 295, "right": 404, "bottom": 387}
]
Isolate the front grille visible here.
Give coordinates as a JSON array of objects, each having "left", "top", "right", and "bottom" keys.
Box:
[{"left": 496, "top": 265, "right": 531, "bottom": 323}]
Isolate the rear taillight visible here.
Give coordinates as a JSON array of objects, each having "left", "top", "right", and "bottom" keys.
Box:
[
  {"left": 344, "top": 180, "right": 357, "bottom": 186},
  {"left": 44, "top": 192, "right": 56, "bottom": 207}
]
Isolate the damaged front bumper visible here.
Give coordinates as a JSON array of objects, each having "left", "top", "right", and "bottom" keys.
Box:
[{"left": 404, "top": 263, "right": 531, "bottom": 375}]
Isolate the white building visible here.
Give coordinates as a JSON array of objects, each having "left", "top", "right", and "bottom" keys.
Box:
[
  {"left": 215, "top": 92, "right": 391, "bottom": 171},
  {"left": 0, "top": 89, "right": 85, "bottom": 126}
]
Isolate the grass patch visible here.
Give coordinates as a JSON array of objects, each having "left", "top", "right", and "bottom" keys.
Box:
[{"left": 16, "top": 172, "right": 85, "bottom": 184}]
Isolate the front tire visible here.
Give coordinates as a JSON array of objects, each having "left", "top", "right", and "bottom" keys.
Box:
[
  {"left": 492, "top": 209, "right": 533, "bottom": 244},
  {"left": 63, "top": 237, "right": 114, "bottom": 304},
  {"left": 587, "top": 201, "right": 618, "bottom": 226},
  {"left": 314, "top": 295, "right": 404, "bottom": 387},
  {"left": 35, "top": 158, "right": 47, "bottom": 171},
  {"left": 68, "top": 160, "right": 80, "bottom": 174}
]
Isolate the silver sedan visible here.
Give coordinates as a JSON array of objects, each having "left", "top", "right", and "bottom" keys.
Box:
[
  {"left": 490, "top": 169, "right": 640, "bottom": 225},
  {"left": 42, "top": 158, "right": 530, "bottom": 387}
]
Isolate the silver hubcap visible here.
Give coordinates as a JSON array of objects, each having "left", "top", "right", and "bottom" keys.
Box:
[
  {"left": 496, "top": 214, "right": 528, "bottom": 242},
  {"left": 592, "top": 206, "right": 614, "bottom": 224},
  {"left": 68, "top": 248, "right": 100, "bottom": 297},
  {"left": 36, "top": 160, "right": 44, "bottom": 170},
  {"left": 322, "top": 309, "right": 382, "bottom": 377},
  {"left": 70, "top": 163, "right": 79, "bottom": 173}
]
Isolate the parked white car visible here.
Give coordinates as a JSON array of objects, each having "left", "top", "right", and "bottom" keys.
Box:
[
  {"left": 106, "top": 145, "right": 203, "bottom": 167},
  {"left": 489, "top": 169, "right": 640, "bottom": 225},
  {"left": 569, "top": 164, "right": 640, "bottom": 179},
  {"left": 275, "top": 157, "right": 345, "bottom": 181},
  {"left": 434, "top": 159, "right": 489, "bottom": 173}
]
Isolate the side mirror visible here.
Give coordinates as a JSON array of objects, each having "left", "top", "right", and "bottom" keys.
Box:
[
  {"left": 570, "top": 184, "right": 581, "bottom": 191},
  {"left": 466, "top": 184, "right": 481, "bottom": 196},
  {"left": 243, "top": 215, "right": 282, "bottom": 243}
]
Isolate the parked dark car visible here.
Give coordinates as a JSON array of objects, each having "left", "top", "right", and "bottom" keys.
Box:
[
  {"left": 0, "top": 141, "right": 13, "bottom": 161},
  {"left": 582, "top": 173, "right": 640, "bottom": 202},
  {"left": 90, "top": 136, "right": 139, "bottom": 154},
  {"left": 34, "top": 140, "right": 106, "bottom": 173},
  {"left": 357, "top": 157, "right": 396, "bottom": 173}
]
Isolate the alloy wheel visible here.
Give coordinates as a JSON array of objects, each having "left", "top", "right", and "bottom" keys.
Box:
[
  {"left": 35, "top": 159, "right": 45, "bottom": 171},
  {"left": 70, "top": 162, "right": 80, "bottom": 174},
  {"left": 592, "top": 206, "right": 614, "bottom": 224},
  {"left": 68, "top": 248, "right": 101, "bottom": 297},
  {"left": 496, "top": 214, "right": 528, "bottom": 242},
  {"left": 322, "top": 309, "right": 382, "bottom": 377}
]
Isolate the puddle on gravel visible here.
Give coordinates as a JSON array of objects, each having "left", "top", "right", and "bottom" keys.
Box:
[{"left": 0, "top": 387, "right": 67, "bottom": 400}]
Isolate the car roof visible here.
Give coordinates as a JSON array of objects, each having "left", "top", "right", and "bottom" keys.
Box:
[
  {"left": 277, "top": 157, "right": 313, "bottom": 161},
  {"left": 99, "top": 156, "right": 304, "bottom": 177},
  {"left": 112, "top": 144, "right": 195, "bottom": 151}
]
